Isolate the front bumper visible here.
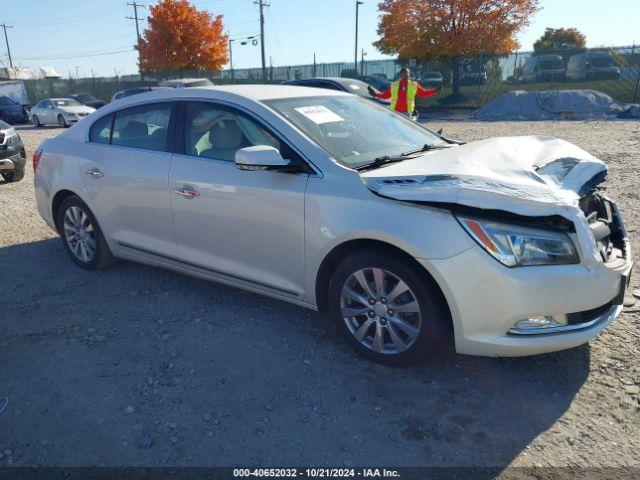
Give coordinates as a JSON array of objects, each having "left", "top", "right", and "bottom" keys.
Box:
[
  {"left": 0, "top": 151, "right": 25, "bottom": 171},
  {"left": 422, "top": 245, "right": 631, "bottom": 356}
]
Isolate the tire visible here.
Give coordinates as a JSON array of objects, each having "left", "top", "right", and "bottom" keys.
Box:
[
  {"left": 57, "top": 114, "right": 68, "bottom": 128},
  {"left": 32, "top": 115, "right": 41, "bottom": 127},
  {"left": 328, "top": 249, "right": 450, "bottom": 366},
  {"left": 57, "top": 195, "right": 115, "bottom": 270},
  {"left": 1, "top": 168, "right": 24, "bottom": 183}
]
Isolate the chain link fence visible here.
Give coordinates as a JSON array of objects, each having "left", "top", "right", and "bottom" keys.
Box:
[{"left": 20, "top": 45, "right": 640, "bottom": 110}]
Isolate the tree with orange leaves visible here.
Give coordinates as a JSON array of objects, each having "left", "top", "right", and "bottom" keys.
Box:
[
  {"left": 138, "top": 0, "right": 228, "bottom": 74},
  {"left": 375, "top": 0, "right": 539, "bottom": 97}
]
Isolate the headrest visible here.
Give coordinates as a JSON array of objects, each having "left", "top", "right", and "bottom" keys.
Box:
[
  {"left": 120, "top": 120, "right": 148, "bottom": 139},
  {"left": 209, "top": 121, "right": 245, "bottom": 150}
]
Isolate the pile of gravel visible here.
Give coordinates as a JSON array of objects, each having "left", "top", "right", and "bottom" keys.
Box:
[{"left": 473, "top": 89, "right": 640, "bottom": 121}]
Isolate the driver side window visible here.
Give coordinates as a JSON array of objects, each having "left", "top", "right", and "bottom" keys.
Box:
[{"left": 184, "top": 102, "right": 281, "bottom": 162}]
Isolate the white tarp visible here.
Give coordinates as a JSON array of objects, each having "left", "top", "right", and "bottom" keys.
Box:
[
  {"left": 361, "top": 135, "right": 608, "bottom": 262},
  {"left": 473, "top": 89, "right": 638, "bottom": 121}
]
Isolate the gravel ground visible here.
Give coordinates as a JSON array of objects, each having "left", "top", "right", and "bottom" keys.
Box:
[{"left": 0, "top": 121, "right": 639, "bottom": 470}]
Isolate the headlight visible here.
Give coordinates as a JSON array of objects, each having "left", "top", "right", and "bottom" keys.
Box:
[
  {"left": 456, "top": 215, "right": 579, "bottom": 267},
  {"left": 7, "top": 133, "right": 21, "bottom": 149}
]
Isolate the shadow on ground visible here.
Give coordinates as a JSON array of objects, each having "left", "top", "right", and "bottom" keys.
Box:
[{"left": 0, "top": 239, "right": 590, "bottom": 471}]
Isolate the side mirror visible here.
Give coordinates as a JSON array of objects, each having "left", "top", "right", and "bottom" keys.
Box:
[
  {"left": 48, "top": 105, "right": 54, "bottom": 109},
  {"left": 235, "top": 145, "right": 290, "bottom": 171}
]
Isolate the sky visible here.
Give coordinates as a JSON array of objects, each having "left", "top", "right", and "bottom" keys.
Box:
[{"left": 1, "top": 0, "right": 639, "bottom": 77}]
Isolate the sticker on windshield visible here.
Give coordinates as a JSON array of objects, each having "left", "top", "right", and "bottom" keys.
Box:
[
  {"left": 294, "top": 105, "right": 344, "bottom": 124},
  {"left": 348, "top": 84, "right": 361, "bottom": 90}
]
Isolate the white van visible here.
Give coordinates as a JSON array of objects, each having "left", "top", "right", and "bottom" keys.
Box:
[
  {"left": 567, "top": 51, "right": 620, "bottom": 81},
  {"left": 521, "top": 55, "right": 566, "bottom": 83}
]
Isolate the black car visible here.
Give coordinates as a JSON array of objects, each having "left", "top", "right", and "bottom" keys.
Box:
[
  {"left": 284, "top": 77, "right": 388, "bottom": 105},
  {"left": 0, "top": 96, "right": 28, "bottom": 124},
  {"left": 0, "top": 120, "right": 26, "bottom": 183},
  {"left": 111, "top": 86, "right": 170, "bottom": 102},
  {"left": 69, "top": 92, "right": 107, "bottom": 109}
]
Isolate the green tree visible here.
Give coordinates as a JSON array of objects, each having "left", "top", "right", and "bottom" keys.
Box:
[{"left": 533, "top": 28, "right": 586, "bottom": 53}]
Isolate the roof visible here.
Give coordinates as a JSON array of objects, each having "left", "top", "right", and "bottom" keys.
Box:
[{"left": 120, "top": 84, "right": 351, "bottom": 102}]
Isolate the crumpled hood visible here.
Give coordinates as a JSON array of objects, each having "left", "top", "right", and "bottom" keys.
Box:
[
  {"left": 361, "top": 135, "right": 609, "bottom": 262},
  {"left": 361, "top": 135, "right": 606, "bottom": 217}
]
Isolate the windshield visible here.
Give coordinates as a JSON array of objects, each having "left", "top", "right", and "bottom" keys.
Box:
[
  {"left": 336, "top": 79, "right": 371, "bottom": 97},
  {"left": 54, "top": 99, "right": 82, "bottom": 107},
  {"left": 590, "top": 55, "right": 614, "bottom": 67},
  {"left": 0, "top": 96, "right": 17, "bottom": 106},
  {"left": 265, "top": 95, "right": 446, "bottom": 168},
  {"left": 73, "top": 93, "right": 94, "bottom": 102},
  {"left": 539, "top": 57, "right": 564, "bottom": 69}
]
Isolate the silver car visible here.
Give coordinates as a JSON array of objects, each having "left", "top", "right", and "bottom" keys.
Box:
[
  {"left": 33, "top": 86, "right": 632, "bottom": 365},
  {"left": 30, "top": 98, "right": 95, "bottom": 128}
]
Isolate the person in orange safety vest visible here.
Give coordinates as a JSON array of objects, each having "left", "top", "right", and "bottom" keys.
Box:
[{"left": 368, "top": 67, "right": 438, "bottom": 116}]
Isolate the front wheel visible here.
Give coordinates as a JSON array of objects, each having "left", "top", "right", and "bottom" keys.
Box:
[
  {"left": 57, "top": 195, "right": 115, "bottom": 270},
  {"left": 1, "top": 169, "right": 24, "bottom": 183},
  {"left": 57, "top": 114, "right": 69, "bottom": 128},
  {"left": 328, "top": 250, "right": 450, "bottom": 365}
]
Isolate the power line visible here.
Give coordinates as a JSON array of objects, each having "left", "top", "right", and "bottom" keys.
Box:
[
  {"left": 0, "top": 24, "right": 13, "bottom": 68},
  {"left": 15, "top": 47, "right": 134, "bottom": 61}
]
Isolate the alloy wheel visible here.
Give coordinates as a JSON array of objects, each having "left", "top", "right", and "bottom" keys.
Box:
[
  {"left": 340, "top": 267, "right": 422, "bottom": 355},
  {"left": 63, "top": 206, "right": 96, "bottom": 263}
]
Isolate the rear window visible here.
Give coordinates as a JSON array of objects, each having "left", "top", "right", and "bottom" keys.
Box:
[
  {"left": 89, "top": 114, "right": 113, "bottom": 144},
  {"left": 111, "top": 102, "right": 173, "bottom": 151}
]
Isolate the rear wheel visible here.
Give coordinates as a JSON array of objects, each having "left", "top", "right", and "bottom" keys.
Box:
[
  {"left": 32, "top": 115, "right": 41, "bottom": 127},
  {"left": 57, "top": 195, "right": 115, "bottom": 270},
  {"left": 328, "top": 250, "right": 450, "bottom": 365}
]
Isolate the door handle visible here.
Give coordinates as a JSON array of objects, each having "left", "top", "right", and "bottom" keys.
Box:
[
  {"left": 174, "top": 187, "right": 199, "bottom": 198},
  {"left": 85, "top": 168, "right": 104, "bottom": 178}
]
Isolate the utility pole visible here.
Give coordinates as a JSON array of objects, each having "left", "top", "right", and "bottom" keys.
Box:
[
  {"left": 229, "top": 38, "right": 235, "bottom": 82},
  {"left": 0, "top": 24, "right": 13, "bottom": 69},
  {"left": 127, "top": 2, "right": 146, "bottom": 75},
  {"left": 255, "top": 0, "right": 269, "bottom": 82},
  {"left": 354, "top": 1, "right": 363, "bottom": 74}
]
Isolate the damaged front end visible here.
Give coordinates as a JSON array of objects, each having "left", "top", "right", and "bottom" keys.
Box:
[{"left": 361, "top": 135, "right": 631, "bottom": 267}]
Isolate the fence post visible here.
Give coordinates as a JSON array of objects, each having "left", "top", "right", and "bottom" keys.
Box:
[{"left": 476, "top": 50, "right": 483, "bottom": 109}]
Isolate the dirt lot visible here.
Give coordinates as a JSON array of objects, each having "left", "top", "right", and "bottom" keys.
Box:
[{"left": 1, "top": 121, "right": 639, "bottom": 470}]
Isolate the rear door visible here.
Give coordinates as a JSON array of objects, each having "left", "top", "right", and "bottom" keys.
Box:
[
  {"left": 81, "top": 101, "right": 178, "bottom": 257},
  {"left": 169, "top": 101, "right": 309, "bottom": 298}
]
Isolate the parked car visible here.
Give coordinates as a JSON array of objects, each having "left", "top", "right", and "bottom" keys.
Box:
[
  {"left": 361, "top": 74, "right": 391, "bottom": 92},
  {"left": 30, "top": 98, "right": 95, "bottom": 128},
  {"left": 111, "top": 86, "right": 169, "bottom": 102},
  {"left": 0, "top": 120, "right": 26, "bottom": 183},
  {"left": 159, "top": 78, "right": 214, "bottom": 88},
  {"left": 521, "top": 55, "right": 566, "bottom": 83},
  {"left": 459, "top": 62, "right": 487, "bottom": 85},
  {"left": 0, "top": 95, "right": 28, "bottom": 124},
  {"left": 567, "top": 51, "right": 621, "bottom": 81},
  {"left": 420, "top": 71, "right": 444, "bottom": 90},
  {"left": 284, "top": 77, "right": 386, "bottom": 101},
  {"left": 33, "top": 86, "right": 632, "bottom": 365},
  {"left": 70, "top": 92, "right": 107, "bottom": 109}
]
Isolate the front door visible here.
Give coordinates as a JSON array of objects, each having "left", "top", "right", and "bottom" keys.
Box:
[{"left": 169, "top": 101, "right": 308, "bottom": 298}]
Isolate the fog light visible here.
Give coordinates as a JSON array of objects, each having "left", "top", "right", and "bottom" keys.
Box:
[{"left": 509, "top": 316, "right": 563, "bottom": 334}]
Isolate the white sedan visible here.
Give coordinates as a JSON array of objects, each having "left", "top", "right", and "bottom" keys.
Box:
[
  {"left": 30, "top": 98, "right": 95, "bottom": 128},
  {"left": 33, "top": 86, "right": 632, "bottom": 364}
]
